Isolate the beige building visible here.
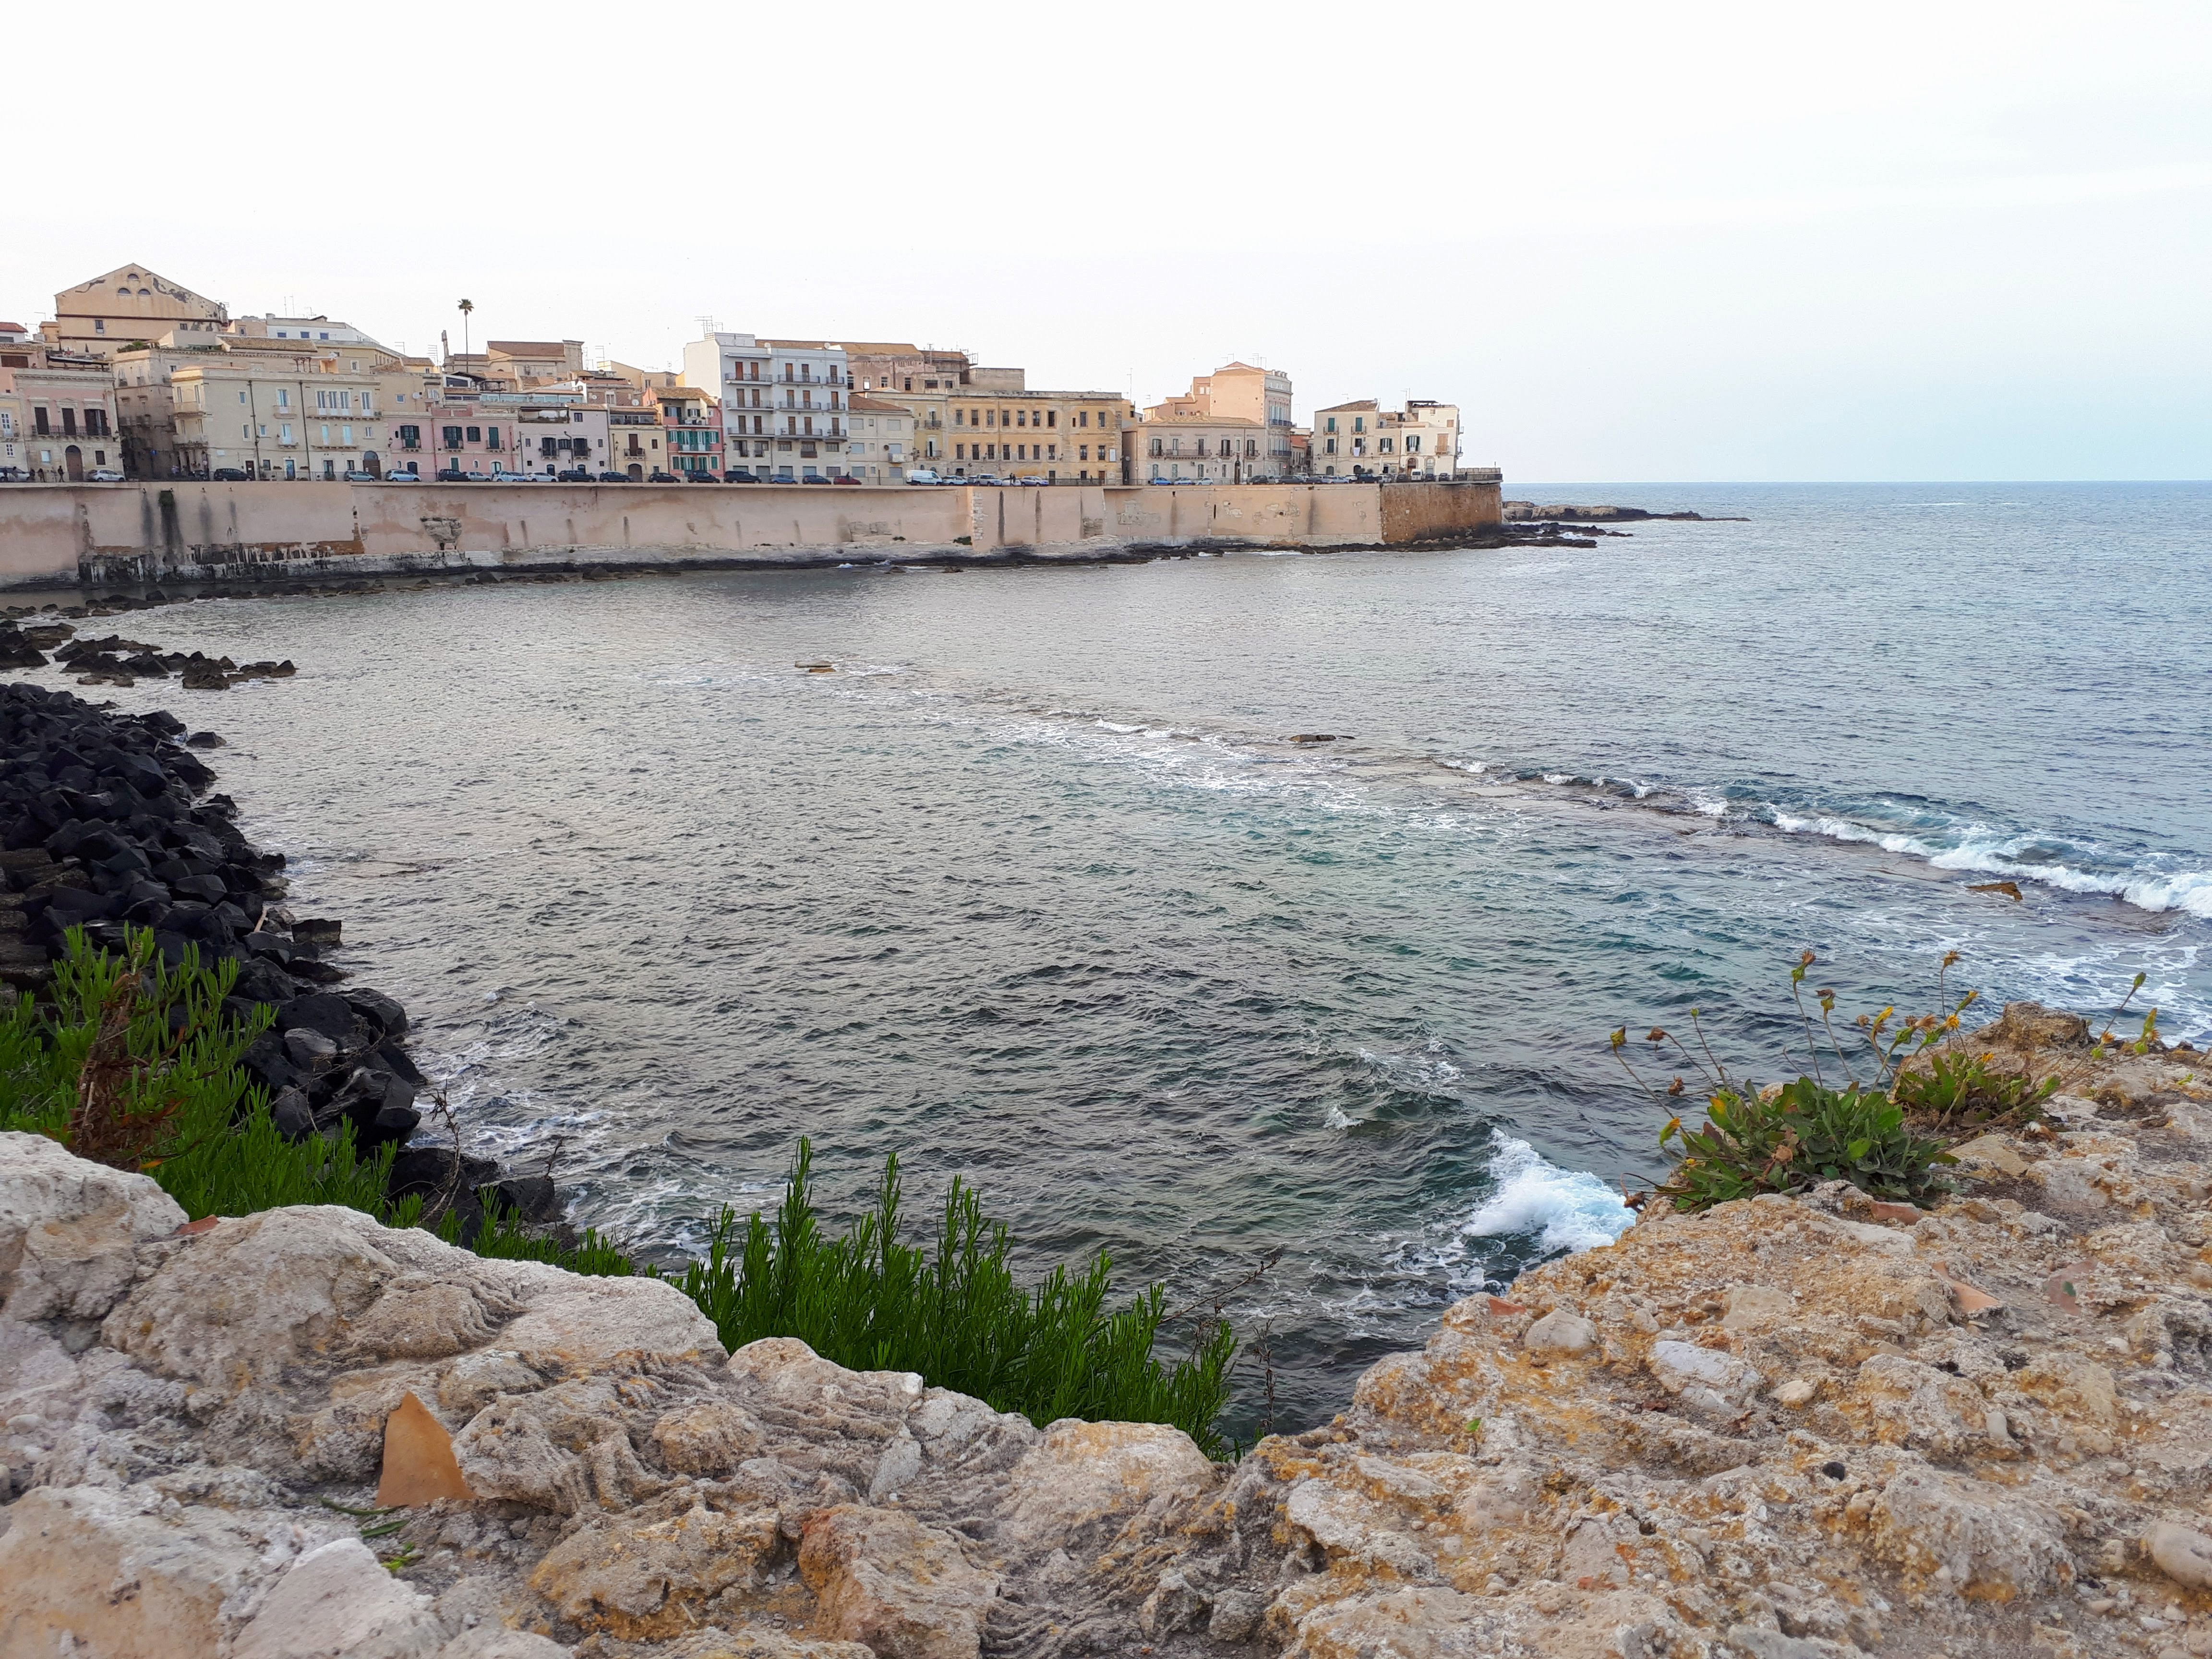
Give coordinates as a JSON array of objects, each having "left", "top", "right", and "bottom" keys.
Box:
[
  {"left": 111, "top": 334, "right": 421, "bottom": 480},
  {"left": 0, "top": 339, "right": 122, "bottom": 481},
  {"left": 845, "top": 395, "right": 919, "bottom": 482},
  {"left": 38, "top": 264, "right": 228, "bottom": 360},
  {"left": 1150, "top": 361, "right": 1295, "bottom": 471},
  {"left": 1311, "top": 398, "right": 1462, "bottom": 479},
  {"left": 1130, "top": 413, "right": 1274, "bottom": 484},
  {"left": 168, "top": 352, "right": 396, "bottom": 480},
  {"left": 883, "top": 387, "right": 1126, "bottom": 481}
]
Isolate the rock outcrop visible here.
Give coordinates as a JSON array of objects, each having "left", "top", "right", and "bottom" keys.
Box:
[{"left": 6, "top": 1010, "right": 2212, "bottom": 1657}]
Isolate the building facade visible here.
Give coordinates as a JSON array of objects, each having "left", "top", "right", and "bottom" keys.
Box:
[
  {"left": 1311, "top": 399, "right": 1462, "bottom": 479},
  {"left": 906, "top": 388, "right": 1127, "bottom": 481},
  {"left": 168, "top": 356, "right": 389, "bottom": 480},
  {"left": 844, "top": 395, "right": 917, "bottom": 482},
  {"left": 839, "top": 343, "right": 974, "bottom": 396},
  {"left": 683, "top": 332, "right": 853, "bottom": 481},
  {"left": 649, "top": 385, "right": 722, "bottom": 477},
  {"left": 1130, "top": 414, "right": 1274, "bottom": 483},
  {"left": 0, "top": 349, "right": 122, "bottom": 480},
  {"left": 38, "top": 264, "right": 228, "bottom": 360},
  {"left": 1149, "top": 361, "right": 1295, "bottom": 471},
  {"left": 607, "top": 408, "right": 662, "bottom": 478}
]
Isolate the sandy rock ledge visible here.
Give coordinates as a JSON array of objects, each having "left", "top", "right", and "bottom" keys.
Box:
[{"left": 6, "top": 1006, "right": 2212, "bottom": 1658}]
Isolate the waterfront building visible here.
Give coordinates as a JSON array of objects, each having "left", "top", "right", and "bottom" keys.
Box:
[
  {"left": 0, "top": 344, "right": 121, "bottom": 481},
  {"left": 112, "top": 334, "right": 415, "bottom": 480},
  {"left": 683, "top": 332, "right": 852, "bottom": 481},
  {"left": 894, "top": 386, "right": 1128, "bottom": 482},
  {"left": 608, "top": 407, "right": 662, "bottom": 478},
  {"left": 1131, "top": 412, "right": 1274, "bottom": 484},
  {"left": 37, "top": 264, "right": 228, "bottom": 361},
  {"left": 1311, "top": 398, "right": 1461, "bottom": 479},
  {"left": 167, "top": 352, "right": 391, "bottom": 481},
  {"left": 844, "top": 394, "right": 918, "bottom": 482},
  {"left": 1149, "top": 361, "right": 1295, "bottom": 473},
  {"left": 649, "top": 385, "right": 722, "bottom": 478}
]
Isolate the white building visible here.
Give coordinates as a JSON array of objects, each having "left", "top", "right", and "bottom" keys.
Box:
[
  {"left": 1311, "top": 398, "right": 1461, "bottom": 479},
  {"left": 845, "top": 394, "right": 915, "bottom": 482},
  {"left": 683, "top": 331, "right": 852, "bottom": 481},
  {"left": 228, "top": 314, "right": 391, "bottom": 350}
]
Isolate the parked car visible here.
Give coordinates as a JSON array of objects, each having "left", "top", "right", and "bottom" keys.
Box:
[
  {"left": 722, "top": 469, "right": 758, "bottom": 483},
  {"left": 384, "top": 469, "right": 421, "bottom": 483},
  {"left": 437, "top": 468, "right": 480, "bottom": 482},
  {"left": 597, "top": 470, "right": 631, "bottom": 483},
  {"left": 83, "top": 467, "right": 125, "bottom": 482},
  {"left": 488, "top": 468, "right": 535, "bottom": 482},
  {"left": 801, "top": 474, "right": 831, "bottom": 485},
  {"left": 831, "top": 474, "right": 861, "bottom": 485},
  {"left": 967, "top": 474, "right": 1003, "bottom": 486},
  {"left": 0, "top": 467, "right": 28, "bottom": 483},
  {"left": 342, "top": 469, "right": 378, "bottom": 481},
  {"left": 902, "top": 469, "right": 941, "bottom": 486},
  {"left": 684, "top": 471, "right": 721, "bottom": 484},
  {"left": 1016, "top": 476, "right": 1049, "bottom": 486},
  {"left": 556, "top": 468, "right": 593, "bottom": 482},
  {"left": 210, "top": 467, "right": 249, "bottom": 481},
  {"left": 647, "top": 470, "right": 678, "bottom": 483}
]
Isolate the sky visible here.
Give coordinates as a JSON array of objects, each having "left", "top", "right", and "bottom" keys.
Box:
[{"left": 8, "top": 0, "right": 2209, "bottom": 481}]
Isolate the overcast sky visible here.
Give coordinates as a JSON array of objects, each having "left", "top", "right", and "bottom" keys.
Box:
[{"left": 9, "top": 1, "right": 2208, "bottom": 481}]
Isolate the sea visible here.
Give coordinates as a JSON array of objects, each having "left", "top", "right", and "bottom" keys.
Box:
[{"left": 44, "top": 480, "right": 2212, "bottom": 1436}]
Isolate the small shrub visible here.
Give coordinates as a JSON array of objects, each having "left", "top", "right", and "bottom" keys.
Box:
[
  {"left": 1657, "top": 1077, "right": 1957, "bottom": 1209},
  {"left": 676, "top": 1142, "right": 1238, "bottom": 1456},
  {"left": 1889, "top": 1049, "right": 2057, "bottom": 1129}
]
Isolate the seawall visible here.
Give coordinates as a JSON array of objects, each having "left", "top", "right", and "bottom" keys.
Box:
[{"left": 0, "top": 477, "right": 1504, "bottom": 589}]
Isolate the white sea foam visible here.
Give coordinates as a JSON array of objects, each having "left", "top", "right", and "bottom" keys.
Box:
[
  {"left": 1768, "top": 811, "right": 2212, "bottom": 919},
  {"left": 1462, "top": 1135, "right": 1634, "bottom": 1255}
]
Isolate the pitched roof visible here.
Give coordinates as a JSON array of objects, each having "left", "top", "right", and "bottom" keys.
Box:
[
  {"left": 1315, "top": 398, "right": 1378, "bottom": 413},
  {"left": 847, "top": 394, "right": 915, "bottom": 412},
  {"left": 486, "top": 340, "right": 577, "bottom": 357},
  {"left": 1138, "top": 412, "right": 1264, "bottom": 427}
]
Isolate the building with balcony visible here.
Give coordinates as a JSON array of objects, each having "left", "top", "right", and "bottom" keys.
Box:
[
  {"left": 1130, "top": 414, "right": 1274, "bottom": 484},
  {"left": 845, "top": 395, "right": 919, "bottom": 483},
  {"left": 485, "top": 388, "right": 613, "bottom": 477},
  {"left": 683, "top": 332, "right": 852, "bottom": 481},
  {"left": 168, "top": 356, "right": 390, "bottom": 480},
  {"left": 889, "top": 387, "right": 1128, "bottom": 482},
  {"left": 1311, "top": 398, "right": 1461, "bottom": 479},
  {"left": 608, "top": 409, "right": 662, "bottom": 478},
  {"left": 839, "top": 343, "right": 975, "bottom": 396},
  {"left": 0, "top": 347, "right": 121, "bottom": 481},
  {"left": 1149, "top": 362, "right": 1295, "bottom": 469},
  {"left": 649, "top": 385, "right": 722, "bottom": 478}
]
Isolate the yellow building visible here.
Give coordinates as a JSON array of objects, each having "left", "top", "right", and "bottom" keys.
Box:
[
  {"left": 169, "top": 353, "right": 397, "bottom": 480},
  {"left": 887, "top": 387, "right": 1129, "bottom": 481},
  {"left": 845, "top": 395, "right": 920, "bottom": 482},
  {"left": 1312, "top": 398, "right": 1461, "bottom": 479}
]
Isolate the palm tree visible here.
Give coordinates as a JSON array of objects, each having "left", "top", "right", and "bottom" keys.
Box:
[{"left": 457, "top": 298, "right": 474, "bottom": 359}]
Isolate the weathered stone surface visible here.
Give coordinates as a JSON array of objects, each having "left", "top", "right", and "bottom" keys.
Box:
[
  {"left": 998, "top": 1418, "right": 1219, "bottom": 1552},
  {"left": 233, "top": 1537, "right": 444, "bottom": 1659},
  {"left": 799, "top": 1503, "right": 999, "bottom": 1659},
  {"left": 0, "top": 1483, "right": 326, "bottom": 1657},
  {"left": 9, "top": 1011, "right": 2212, "bottom": 1659},
  {"left": 1522, "top": 1308, "right": 1598, "bottom": 1356},
  {"left": 0, "top": 1129, "right": 186, "bottom": 1322},
  {"left": 529, "top": 1498, "right": 782, "bottom": 1639}
]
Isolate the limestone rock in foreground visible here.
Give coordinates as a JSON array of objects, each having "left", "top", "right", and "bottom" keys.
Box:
[{"left": 9, "top": 1007, "right": 2212, "bottom": 1658}]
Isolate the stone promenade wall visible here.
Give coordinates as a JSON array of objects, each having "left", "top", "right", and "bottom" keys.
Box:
[{"left": 0, "top": 478, "right": 1503, "bottom": 589}]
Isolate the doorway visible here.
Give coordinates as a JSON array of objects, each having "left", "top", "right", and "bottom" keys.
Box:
[{"left": 64, "top": 445, "right": 84, "bottom": 482}]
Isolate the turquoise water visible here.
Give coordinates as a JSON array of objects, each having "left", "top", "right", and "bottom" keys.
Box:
[{"left": 56, "top": 480, "right": 2212, "bottom": 1432}]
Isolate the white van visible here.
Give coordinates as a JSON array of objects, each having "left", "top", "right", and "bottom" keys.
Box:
[{"left": 903, "top": 469, "right": 942, "bottom": 485}]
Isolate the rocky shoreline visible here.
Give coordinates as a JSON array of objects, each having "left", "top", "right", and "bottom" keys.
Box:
[
  {"left": 6, "top": 1002, "right": 2212, "bottom": 1658},
  {"left": 0, "top": 680, "right": 557, "bottom": 1236}
]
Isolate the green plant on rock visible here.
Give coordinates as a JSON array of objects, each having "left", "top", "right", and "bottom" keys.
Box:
[
  {"left": 0, "top": 926, "right": 394, "bottom": 1219},
  {"left": 1655, "top": 1076, "right": 1956, "bottom": 1209},
  {"left": 675, "top": 1141, "right": 1238, "bottom": 1456},
  {"left": 1888, "top": 1048, "right": 2057, "bottom": 1129}
]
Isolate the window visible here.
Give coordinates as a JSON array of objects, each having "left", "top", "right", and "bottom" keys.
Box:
[
  {"left": 466, "top": 425, "right": 481, "bottom": 442},
  {"left": 443, "top": 425, "right": 463, "bottom": 449},
  {"left": 1149, "top": 438, "right": 1163, "bottom": 457},
  {"left": 279, "top": 423, "right": 293, "bottom": 442},
  {"left": 276, "top": 389, "right": 290, "bottom": 409},
  {"left": 1353, "top": 417, "right": 1364, "bottom": 433},
  {"left": 1078, "top": 444, "right": 1089, "bottom": 461},
  {"left": 1047, "top": 410, "right": 1057, "bottom": 427},
  {"left": 240, "top": 391, "right": 248, "bottom": 404},
  {"left": 487, "top": 426, "right": 501, "bottom": 450},
  {"left": 1325, "top": 417, "right": 1336, "bottom": 433}
]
